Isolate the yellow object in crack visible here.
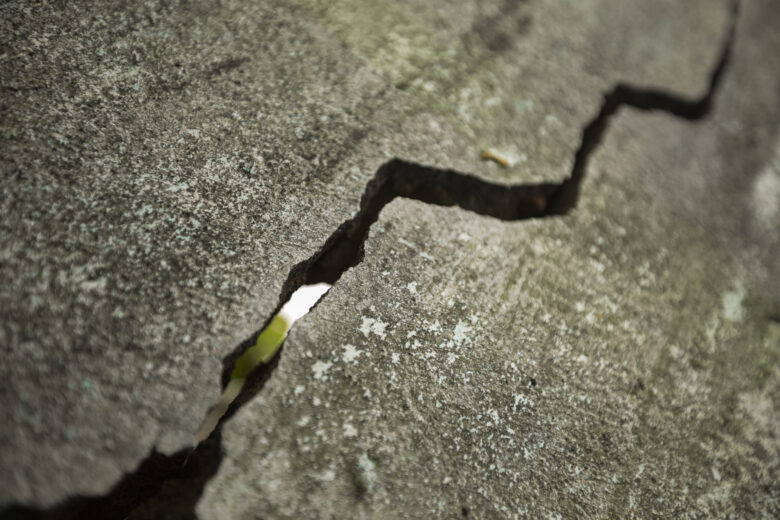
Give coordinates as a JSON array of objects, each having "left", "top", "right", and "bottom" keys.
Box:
[{"left": 230, "top": 314, "right": 290, "bottom": 381}]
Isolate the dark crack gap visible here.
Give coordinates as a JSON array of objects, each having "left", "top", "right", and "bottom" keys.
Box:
[
  {"left": 0, "top": 435, "right": 222, "bottom": 520},
  {"left": 1, "top": 1, "right": 738, "bottom": 518}
]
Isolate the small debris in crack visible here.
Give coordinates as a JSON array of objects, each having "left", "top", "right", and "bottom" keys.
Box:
[
  {"left": 194, "top": 283, "right": 331, "bottom": 444},
  {"left": 480, "top": 148, "right": 513, "bottom": 167}
]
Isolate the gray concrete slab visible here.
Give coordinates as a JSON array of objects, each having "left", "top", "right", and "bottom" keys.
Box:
[
  {"left": 0, "top": 0, "right": 487, "bottom": 506},
  {"left": 296, "top": 0, "right": 731, "bottom": 183},
  {"left": 0, "top": 0, "right": 777, "bottom": 515},
  {"left": 197, "top": 0, "right": 780, "bottom": 517}
]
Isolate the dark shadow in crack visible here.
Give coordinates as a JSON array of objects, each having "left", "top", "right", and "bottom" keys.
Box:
[
  {"left": 0, "top": 350, "right": 288, "bottom": 520},
  {"left": 2, "top": 1, "right": 739, "bottom": 518},
  {"left": 0, "top": 433, "right": 221, "bottom": 520}
]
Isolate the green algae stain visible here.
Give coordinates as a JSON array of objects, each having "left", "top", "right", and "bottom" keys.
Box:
[
  {"left": 296, "top": 0, "right": 453, "bottom": 90},
  {"left": 294, "top": 0, "right": 527, "bottom": 151},
  {"left": 231, "top": 314, "right": 290, "bottom": 380}
]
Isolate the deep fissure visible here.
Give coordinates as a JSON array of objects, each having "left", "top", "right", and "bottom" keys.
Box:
[{"left": 2, "top": 2, "right": 739, "bottom": 518}]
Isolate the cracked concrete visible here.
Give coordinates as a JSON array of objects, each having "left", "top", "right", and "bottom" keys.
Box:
[
  {"left": 0, "top": 0, "right": 494, "bottom": 506},
  {"left": 295, "top": 0, "right": 732, "bottom": 184},
  {"left": 198, "top": 1, "right": 780, "bottom": 518},
  {"left": 1, "top": 0, "right": 778, "bottom": 517}
]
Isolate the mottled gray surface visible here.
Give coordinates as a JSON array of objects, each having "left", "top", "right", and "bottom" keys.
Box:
[
  {"left": 295, "top": 0, "right": 731, "bottom": 183},
  {"left": 198, "top": 1, "right": 780, "bottom": 519},
  {"left": 0, "top": 0, "right": 486, "bottom": 505},
  {"left": 0, "top": 0, "right": 777, "bottom": 516}
]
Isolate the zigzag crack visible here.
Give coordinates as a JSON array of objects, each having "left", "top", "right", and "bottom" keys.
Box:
[
  {"left": 218, "top": 0, "right": 737, "bottom": 414},
  {"left": 1, "top": 1, "right": 738, "bottom": 518}
]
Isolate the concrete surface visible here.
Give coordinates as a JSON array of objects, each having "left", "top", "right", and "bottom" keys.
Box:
[{"left": 0, "top": 0, "right": 777, "bottom": 517}]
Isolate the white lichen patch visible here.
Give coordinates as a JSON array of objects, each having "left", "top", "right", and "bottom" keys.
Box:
[
  {"left": 342, "top": 344, "right": 362, "bottom": 363},
  {"left": 311, "top": 361, "right": 333, "bottom": 380},
  {"left": 360, "top": 317, "right": 388, "bottom": 339},
  {"left": 453, "top": 320, "right": 473, "bottom": 346},
  {"left": 358, "top": 452, "right": 377, "bottom": 493},
  {"left": 427, "top": 320, "right": 442, "bottom": 334}
]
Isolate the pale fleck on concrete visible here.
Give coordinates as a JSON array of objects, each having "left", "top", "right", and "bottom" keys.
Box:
[
  {"left": 342, "top": 345, "right": 362, "bottom": 364},
  {"left": 359, "top": 317, "right": 389, "bottom": 340},
  {"left": 722, "top": 282, "right": 746, "bottom": 323},
  {"left": 752, "top": 146, "right": 780, "bottom": 230},
  {"left": 311, "top": 361, "right": 333, "bottom": 381}
]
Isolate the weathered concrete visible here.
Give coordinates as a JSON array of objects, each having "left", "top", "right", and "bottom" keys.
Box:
[
  {"left": 0, "top": 0, "right": 486, "bottom": 506},
  {"left": 296, "top": 0, "right": 731, "bottom": 183},
  {"left": 0, "top": 0, "right": 777, "bottom": 517},
  {"left": 197, "top": 1, "right": 780, "bottom": 518}
]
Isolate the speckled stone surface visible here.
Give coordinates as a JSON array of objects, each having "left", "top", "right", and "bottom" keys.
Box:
[
  {"left": 197, "top": 1, "right": 780, "bottom": 518},
  {"left": 0, "top": 0, "right": 494, "bottom": 506},
  {"left": 1, "top": 0, "right": 778, "bottom": 516},
  {"left": 295, "top": 0, "right": 731, "bottom": 184}
]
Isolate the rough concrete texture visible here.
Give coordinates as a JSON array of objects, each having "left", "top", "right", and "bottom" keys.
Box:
[
  {"left": 0, "top": 0, "right": 778, "bottom": 517},
  {"left": 198, "top": 1, "right": 780, "bottom": 519},
  {"left": 296, "top": 0, "right": 731, "bottom": 183},
  {"left": 0, "top": 0, "right": 492, "bottom": 506}
]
